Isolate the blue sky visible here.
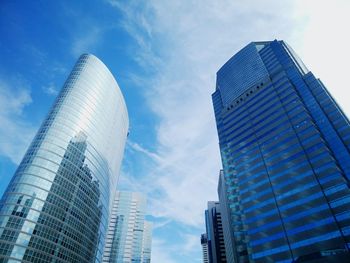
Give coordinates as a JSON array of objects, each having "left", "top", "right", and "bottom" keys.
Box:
[{"left": 1, "top": 0, "right": 350, "bottom": 262}]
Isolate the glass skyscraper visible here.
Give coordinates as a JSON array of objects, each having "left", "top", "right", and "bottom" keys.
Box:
[
  {"left": 213, "top": 40, "right": 350, "bottom": 262},
  {"left": 201, "top": 233, "right": 209, "bottom": 263},
  {"left": 0, "top": 54, "right": 129, "bottom": 262},
  {"left": 141, "top": 221, "right": 152, "bottom": 263},
  {"left": 205, "top": 201, "right": 227, "bottom": 263},
  {"left": 102, "top": 191, "right": 152, "bottom": 263},
  {"left": 218, "top": 170, "right": 235, "bottom": 263}
]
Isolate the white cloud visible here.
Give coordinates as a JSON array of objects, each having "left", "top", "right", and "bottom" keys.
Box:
[
  {"left": 150, "top": 234, "right": 202, "bottom": 263},
  {"left": 127, "top": 141, "right": 163, "bottom": 163},
  {"left": 151, "top": 218, "right": 172, "bottom": 230},
  {"left": 151, "top": 238, "right": 178, "bottom": 263},
  {"left": 293, "top": 0, "right": 350, "bottom": 117},
  {"left": 71, "top": 26, "right": 103, "bottom": 57},
  {"left": 113, "top": 0, "right": 350, "bottom": 261},
  {"left": 115, "top": 0, "right": 301, "bottom": 226},
  {"left": 0, "top": 78, "right": 37, "bottom": 164},
  {"left": 42, "top": 82, "right": 59, "bottom": 96},
  {"left": 181, "top": 233, "right": 200, "bottom": 253}
]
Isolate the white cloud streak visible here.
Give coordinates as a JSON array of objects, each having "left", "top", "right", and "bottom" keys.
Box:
[
  {"left": 71, "top": 26, "right": 103, "bottom": 57},
  {"left": 115, "top": 0, "right": 299, "bottom": 225},
  {"left": 0, "top": 78, "right": 37, "bottom": 164},
  {"left": 293, "top": 0, "right": 350, "bottom": 117},
  {"left": 151, "top": 238, "right": 179, "bottom": 263},
  {"left": 42, "top": 82, "right": 59, "bottom": 96},
  {"left": 127, "top": 141, "right": 163, "bottom": 163},
  {"left": 113, "top": 0, "right": 350, "bottom": 261}
]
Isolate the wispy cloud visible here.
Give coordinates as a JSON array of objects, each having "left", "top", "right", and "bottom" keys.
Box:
[
  {"left": 108, "top": 0, "right": 161, "bottom": 71},
  {"left": 42, "top": 82, "right": 59, "bottom": 96},
  {"left": 151, "top": 218, "right": 172, "bottom": 230},
  {"left": 127, "top": 141, "right": 163, "bottom": 163},
  {"left": 181, "top": 233, "right": 200, "bottom": 254},
  {"left": 0, "top": 78, "right": 37, "bottom": 164},
  {"left": 71, "top": 26, "right": 103, "bottom": 57},
  {"left": 112, "top": 0, "right": 350, "bottom": 261},
  {"left": 151, "top": 234, "right": 202, "bottom": 263},
  {"left": 114, "top": 0, "right": 299, "bottom": 225},
  {"left": 151, "top": 238, "right": 178, "bottom": 263},
  {"left": 293, "top": 0, "right": 350, "bottom": 117}
]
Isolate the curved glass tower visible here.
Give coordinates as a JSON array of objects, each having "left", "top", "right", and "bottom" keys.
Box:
[{"left": 0, "top": 54, "right": 129, "bottom": 263}]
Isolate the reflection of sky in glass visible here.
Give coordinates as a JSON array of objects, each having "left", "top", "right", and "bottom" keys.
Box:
[
  {"left": 103, "top": 192, "right": 152, "bottom": 263},
  {"left": 0, "top": 54, "right": 129, "bottom": 263},
  {"left": 214, "top": 40, "right": 350, "bottom": 262},
  {"left": 217, "top": 43, "right": 269, "bottom": 106}
]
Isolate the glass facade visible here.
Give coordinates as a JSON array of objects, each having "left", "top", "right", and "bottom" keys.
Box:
[
  {"left": 0, "top": 54, "right": 129, "bottom": 263},
  {"left": 205, "top": 201, "right": 227, "bottom": 263},
  {"left": 218, "top": 171, "right": 236, "bottom": 263},
  {"left": 213, "top": 40, "right": 350, "bottom": 262},
  {"left": 141, "top": 221, "right": 152, "bottom": 263},
  {"left": 201, "top": 233, "right": 209, "bottom": 263},
  {"left": 102, "top": 192, "right": 152, "bottom": 263}
]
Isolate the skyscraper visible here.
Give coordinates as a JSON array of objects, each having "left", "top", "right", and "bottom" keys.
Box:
[
  {"left": 141, "top": 221, "right": 152, "bottom": 263},
  {"left": 205, "top": 201, "right": 227, "bottom": 263},
  {"left": 201, "top": 233, "right": 209, "bottom": 263},
  {"left": 103, "top": 191, "right": 152, "bottom": 263},
  {"left": 217, "top": 171, "right": 235, "bottom": 263},
  {"left": 212, "top": 40, "right": 350, "bottom": 262},
  {"left": 0, "top": 54, "right": 129, "bottom": 262}
]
